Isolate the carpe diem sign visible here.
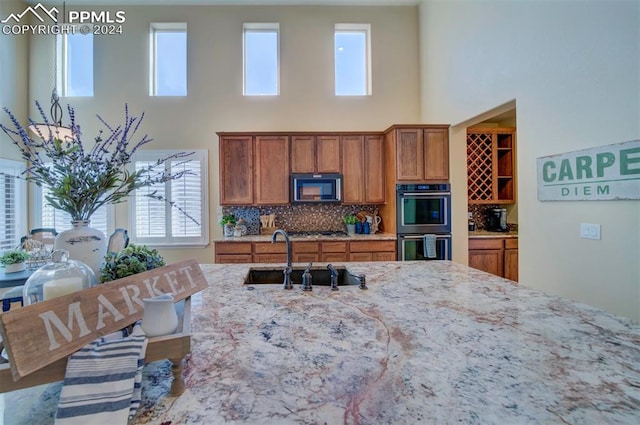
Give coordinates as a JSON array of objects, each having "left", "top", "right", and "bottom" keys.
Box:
[{"left": 537, "top": 140, "right": 640, "bottom": 201}]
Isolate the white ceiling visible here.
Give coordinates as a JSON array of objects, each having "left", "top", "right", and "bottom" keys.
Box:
[{"left": 30, "top": 0, "right": 419, "bottom": 6}]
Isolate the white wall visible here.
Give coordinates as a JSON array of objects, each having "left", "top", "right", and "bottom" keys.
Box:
[
  {"left": 0, "top": 0, "right": 28, "bottom": 161},
  {"left": 23, "top": 5, "right": 421, "bottom": 263},
  {"left": 419, "top": 0, "right": 640, "bottom": 320}
]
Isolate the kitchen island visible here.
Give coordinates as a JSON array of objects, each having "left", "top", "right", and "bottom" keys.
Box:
[{"left": 2, "top": 261, "right": 639, "bottom": 424}]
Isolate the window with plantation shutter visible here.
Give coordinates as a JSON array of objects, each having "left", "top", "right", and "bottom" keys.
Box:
[
  {"left": 0, "top": 159, "right": 27, "bottom": 251},
  {"left": 40, "top": 186, "right": 110, "bottom": 235},
  {"left": 33, "top": 163, "right": 112, "bottom": 237},
  {"left": 130, "top": 150, "right": 208, "bottom": 247}
]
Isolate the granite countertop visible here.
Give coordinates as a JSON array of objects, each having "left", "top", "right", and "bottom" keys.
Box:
[
  {"left": 3, "top": 261, "right": 639, "bottom": 424},
  {"left": 149, "top": 262, "right": 637, "bottom": 423},
  {"left": 214, "top": 232, "right": 397, "bottom": 242},
  {"left": 469, "top": 229, "right": 519, "bottom": 238}
]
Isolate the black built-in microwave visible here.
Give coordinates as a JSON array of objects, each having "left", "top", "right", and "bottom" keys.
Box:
[{"left": 291, "top": 173, "right": 343, "bottom": 203}]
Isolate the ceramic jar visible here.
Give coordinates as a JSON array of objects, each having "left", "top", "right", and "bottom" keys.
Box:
[
  {"left": 141, "top": 293, "right": 178, "bottom": 337},
  {"left": 54, "top": 220, "right": 107, "bottom": 278}
]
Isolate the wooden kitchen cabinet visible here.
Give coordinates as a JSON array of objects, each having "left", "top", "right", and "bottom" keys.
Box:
[
  {"left": 349, "top": 240, "right": 396, "bottom": 262},
  {"left": 291, "top": 135, "right": 341, "bottom": 174},
  {"left": 469, "top": 249, "right": 504, "bottom": 277},
  {"left": 341, "top": 135, "right": 365, "bottom": 204},
  {"left": 292, "top": 240, "right": 349, "bottom": 263},
  {"left": 215, "top": 242, "right": 253, "bottom": 264},
  {"left": 292, "top": 241, "right": 321, "bottom": 263},
  {"left": 321, "top": 241, "right": 348, "bottom": 262},
  {"left": 253, "top": 242, "right": 287, "bottom": 263},
  {"left": 341, "top": 135, "right": 385, "bottom": 204},
  {"left": 215, "top": 239, "right": 396, "bottom": 264},
  {"left": 468, "top": 237, "right": 518, "bottom": 282},
  {"left": 364, "top": 135, "right": 385, "bottom": 203},
  {"left": 467, "top": 127, "right": 516, "bottom": 204},
  {"left": 219, "top": 136, "right": 254, "bottom": 205},
  {"left": 390, "top": 126, "right": 450, "bottom": 182},
  {"left": 504, "top": 238, "right": 519, "bottom": 281},
  {"left": 255, "top": 135, "right": 290, "bottom": 205}
]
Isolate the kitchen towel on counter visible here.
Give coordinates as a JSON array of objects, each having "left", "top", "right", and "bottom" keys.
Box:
[
  {"left": 423, "top": 234, "right": 437, "bottom": 259},
  {"left": 55, "top": 322, "right": 147, "bottom": 425}
]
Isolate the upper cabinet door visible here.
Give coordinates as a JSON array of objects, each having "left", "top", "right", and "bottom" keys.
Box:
[
  {"left": 255, "top": 135, "right": 290, "bottom": 205},
  {"left": 423, "top": 128, "right": 449, "bottom": 181},
  {"left": 291, "top": 135, "right": 315, "bottom": 173},
  {"left": 219, "top": 136, "right": 254, "bottom": 205},
  {"left": 316, "top": 135, "right": 341, "bottom": 173},
  {"left": 291, "top": 135, "right": 341, "bottom": 174},
  {"left": 393, "top": 126, "right": 449, "bottom": 183},
  {"left": 395, "top": 128, "right": 424, "bottom": 181},
  {"left": 364, "top": 135, "right": 385, "bottom": 203},
  {"left": 341, "top": 135, "right": 365, "bottom": 204}
]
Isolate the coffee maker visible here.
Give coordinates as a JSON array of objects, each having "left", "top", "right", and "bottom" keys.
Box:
[{"left": 486, "top": 208, "right": 508, "bottom": 232}]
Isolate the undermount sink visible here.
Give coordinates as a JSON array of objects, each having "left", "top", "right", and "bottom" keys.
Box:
[{"left": 244, "top": 266, "right": 362, "bottom": 286}]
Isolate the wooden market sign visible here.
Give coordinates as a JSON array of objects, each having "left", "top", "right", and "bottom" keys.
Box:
[
  {"left": 537, "top": 140, "right": 640, "bottom": 201},
  {"left": 0, "top": 258, "right": 207, "bottom": 381}
]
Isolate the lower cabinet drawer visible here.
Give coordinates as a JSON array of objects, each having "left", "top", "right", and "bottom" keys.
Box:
[
  {"left": 504, "top": 238, "right": 518, "bottom": 250},
  {"left": 373, "top": 252, "right": 396, "bottom": 261},
  {"left": 253, "top": 243, "right": 287, "bottom": 254},
  {"left": 349, "top": 240, "right": 396, "bottom": 252},
  {"left": 350, "top": 252, "right": 373, "bottom": 262},
  {"left": 215, "top": 254, "right": 253, "bottom": 264},
  {"left": 293, "top": 253, "right": 320, "bottom": 263},
  {"left": 322, "top": 253, "right": 348, "bottom": 262},
  {"left": 215, "top": 242, "right": 252, "bottom": 255},
  {"left": 321, "top": 241, "right": 347, "bottom": 253},
  {"left": 254, "top": 254, "right": 287, "bottom": 263},
  {"left": 292, "top": 242, "right": 320, "bottom": 254},
  {"left": 468, "top": 238, "right": 503, "bottom": 250}
]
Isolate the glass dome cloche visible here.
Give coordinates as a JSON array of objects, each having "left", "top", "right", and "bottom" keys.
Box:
[{"left": 23, "top": 249, "right": 97, "bottom": 305}]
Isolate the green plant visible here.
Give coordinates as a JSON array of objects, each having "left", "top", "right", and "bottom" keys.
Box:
[
  {"left": 343, "top": 214, "right": 358, "bottom": 225},
  {"left": 220, "top": 214, "right": 236, "bottom": 227},
  {"left": 99, "top": 244, "right": 165, "bottom": 283},
  {"left": 0, "top": 250, "right": 30, "bottom": 266}
]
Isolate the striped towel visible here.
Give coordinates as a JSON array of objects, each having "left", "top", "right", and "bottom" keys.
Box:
[{"left": 55, "top": 323, "right": 148, "bottom": 425}]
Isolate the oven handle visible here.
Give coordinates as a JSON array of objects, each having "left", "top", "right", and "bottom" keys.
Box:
[
  {"left": 400, "top": 234, "right": 451, "bottom": 239},
  {"left": 398, "top": 192, "right": 450, "bottom": 197}
]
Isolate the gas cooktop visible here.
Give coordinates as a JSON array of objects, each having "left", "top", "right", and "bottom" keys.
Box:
[{"left": 288, "top": 230, "right": 348, "bottom": 237}]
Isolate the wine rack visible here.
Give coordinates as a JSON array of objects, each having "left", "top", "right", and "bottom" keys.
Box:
[{"left": 467, "top": 127, "right": 516, "bottom": 204}]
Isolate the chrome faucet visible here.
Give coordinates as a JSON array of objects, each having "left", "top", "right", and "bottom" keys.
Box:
[
  {"left": 271, "top": 229, "right": 293, "bottom": 289},
  {"left": 327, "top": 264, "right": 339, "bottom": 291}
]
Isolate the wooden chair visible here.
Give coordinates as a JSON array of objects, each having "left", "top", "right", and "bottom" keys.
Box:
[
  {"left": 107, "top": 228, "right": 129, "bottom": 254},
  {"left": 26, "top": 228, "right": 58, "bottom": 248}
]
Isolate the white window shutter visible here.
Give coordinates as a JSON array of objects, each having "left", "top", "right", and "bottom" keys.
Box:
[
  {"left": 130, "top": 150, "right": 208, "bottom": 247},
  {"left": 0, "top": 159, "right": 27, "bottom": 251}
]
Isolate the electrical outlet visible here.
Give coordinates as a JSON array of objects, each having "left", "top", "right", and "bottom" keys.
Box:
[{"left": 580, "top": 223, "right": 601, "bottom": 240}]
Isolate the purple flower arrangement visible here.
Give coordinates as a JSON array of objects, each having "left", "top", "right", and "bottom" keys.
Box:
[{"left": 0, "top": 102, "right": 196, "bottom": 223}]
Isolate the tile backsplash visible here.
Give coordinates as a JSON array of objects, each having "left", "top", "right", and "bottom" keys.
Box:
[{"left": 221, "top": 204, "right": 378, "bottom": 235}]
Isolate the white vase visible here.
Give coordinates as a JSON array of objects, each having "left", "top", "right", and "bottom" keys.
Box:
[
  {"left": 54, "top": 220, "right": 107, "bottom": 278},
  {"left": 4, "top": 262, "right": 25, "bottom": 273}
]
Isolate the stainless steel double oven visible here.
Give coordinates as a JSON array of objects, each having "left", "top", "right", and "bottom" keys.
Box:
[{"left": 396, "top": 183, "right": 452, "bottom": 261}]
